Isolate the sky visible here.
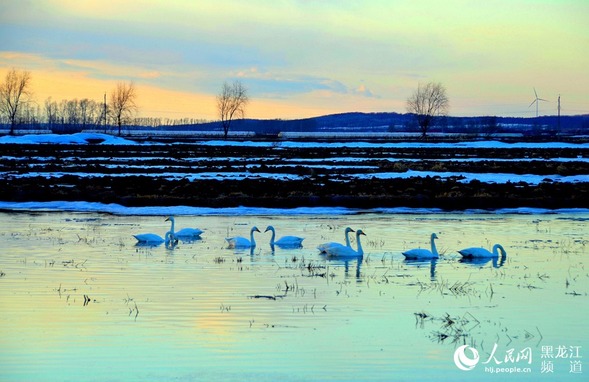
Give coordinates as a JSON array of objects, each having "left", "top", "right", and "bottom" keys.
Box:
[{"left": 1, "top": 0, "right": 588, "bottom": 120}]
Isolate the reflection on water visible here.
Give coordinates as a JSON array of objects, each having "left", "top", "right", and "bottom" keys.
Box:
[
  {"left": 0, "top": 212, "right": 588, "bottom": 381},
  {"left": 404, "top": 259, "right": 437, "bottom": 281},
  {"left": 459, "top": 255, "right": 507, "bottom": 268}
]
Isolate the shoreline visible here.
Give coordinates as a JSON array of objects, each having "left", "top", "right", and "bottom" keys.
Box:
[{"left": 1, "top": 201, "right": 588, "bottom": 216}]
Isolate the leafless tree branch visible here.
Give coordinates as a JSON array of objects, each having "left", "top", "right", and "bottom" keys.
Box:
[
  {"left": 110, "top": 81, "right": 137, "bottom": 136},
  {"left": 406, "top": 82, "right": 449, "bottom": 138},
  {"left": 217, "top": 80, "right": 249, "bottom": 139},
  {"left": 0, "top": 68, "right": 33, "bottom": 134}
]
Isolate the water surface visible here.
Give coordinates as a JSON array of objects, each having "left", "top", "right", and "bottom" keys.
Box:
[{"left": 1, "top": 211, "right": 587, "bottom": 381}]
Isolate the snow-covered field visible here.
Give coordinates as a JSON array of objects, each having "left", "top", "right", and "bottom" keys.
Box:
[
  {"left": 1, "top": 132, "right": 588, "bottom": 211},
  {"left": 2, "top": 132, "right": 589, "bottom": 149},
  {"left": 2, "top": 133, "right": 588, "bottom": 184}
]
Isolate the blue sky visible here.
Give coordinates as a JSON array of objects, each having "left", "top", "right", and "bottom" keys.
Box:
[{"left": 1, "top": 0, "right": 587, "bottom": 120}]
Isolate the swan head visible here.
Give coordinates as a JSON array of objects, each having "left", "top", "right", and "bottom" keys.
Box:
[
  {"left": 356, "top": 229, "right": 366, "bottom": 237},
  {"left": 431, "top": 233, "right": 439, "bottom": 240},
  {"left": 165, "top": 216, "right": 175, "bottom": 223},
  {"left": 264, "top": 225, "right": 275, "bottom": 233},
  {"left": 344, "top": 227, "right": 355, "bottom": 234},
  {"left": 251, "top": 226, "right": 261, "bottom": 233}
]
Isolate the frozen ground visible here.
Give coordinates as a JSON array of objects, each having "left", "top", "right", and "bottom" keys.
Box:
[
  {"left": 1, "top": 133, "right": 588, "bottom": 210},
  {"left": 2, "top": 132, "right": 589, "bottom": 149}
]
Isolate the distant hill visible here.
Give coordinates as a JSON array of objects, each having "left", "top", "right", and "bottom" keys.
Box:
[
  {"left": 6, "top": 111, "right": 587, "bottom": 137},
  {"left": 160, "top": 112, "right": 589, "bottom": 137}
]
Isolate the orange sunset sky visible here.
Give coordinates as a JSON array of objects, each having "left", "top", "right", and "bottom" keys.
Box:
[{"left": 1, "top": 0, "right": 588, "bottom": 121}]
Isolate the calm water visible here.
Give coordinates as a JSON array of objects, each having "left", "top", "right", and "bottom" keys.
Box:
[{"left": 0, "top": 211, "right": 587, "bottom": 381}]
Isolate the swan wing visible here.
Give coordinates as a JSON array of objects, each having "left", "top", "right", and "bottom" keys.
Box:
[
  {"left": 318, "top": 242, "right": 345, "bottom": 253},
  {"left": 402, "top": 248, "right": 436, "bottom": 259},
  {"left": 134, "top": 233, "right": 164, "bottom": 244},
  {"left": 324, "top": 245, "right": 359, "bottom": 257},
  {"left": 458, "top": 247, "right": 494, "bottom": 258},
  {"left": 275, "top": 236, "right": 304, "bottom": 247},
  {"left": 175, "top": 228, "right": 204, "bottom": 237},
  {"left": 226, "top": 236, "right": 252, "bottom": 248}
]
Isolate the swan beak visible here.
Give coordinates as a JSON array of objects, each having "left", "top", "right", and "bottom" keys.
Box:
[
  {"left": 264, "top": 227, "right": 270, "bottom": 233},
  {"left": 360, "top": 232, "right": 366, "bottom": 236},
  {"left": 165, "top": 217, "right": 170, "bottom": 222},
  {"left": 254, "top": 228, "right": 261, "bottom": 232}
]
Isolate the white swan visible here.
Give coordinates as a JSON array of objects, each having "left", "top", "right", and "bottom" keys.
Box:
[
  {"left": 324, "top": 229, "right": 366, "bottom": 257},
  {"left": 166, "top": 216, "right": 203, "bottom": 239},
  {"left": 265, "top": 225, "right": 304, "bottom": 248},
  {"left": 226, "top": 226, "right": 260, "bottom": 248},
  {"left": 133, "top": 233, "right": 165, "bottom": 244},
  {"left": 458, "top": 244, "right": 506, "bottom": 258},
  {"left": 402, "top": 233, "right": 439, "bottom": 259},
  {"left": 134, "top": 217, "right": 178, "bottom": 245},
  {"left": 317, "top": 227, "right": 355, "bottom": 253}
]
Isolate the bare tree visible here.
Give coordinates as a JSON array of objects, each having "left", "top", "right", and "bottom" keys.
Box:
[
  {"left": 45, "top": 97, "right": 59, "bottom": 130},
  {"left": 406, "top": 81, "right": 449, "bottom": 138},
  {"left": 217, "top": 80, "right": 248, "bottom": 139},
  {"left": 79, "top": 98, "right": 98, "bottom": 130},
  {"left": 110, "top": 81, "right": 137, "bottom": 136},
  {"left": 0, "top": 69, "right": 32, "bottom": 134}
]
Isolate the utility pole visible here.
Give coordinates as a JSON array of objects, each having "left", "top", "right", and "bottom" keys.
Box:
[
  {"left": 103, "top": 92, "right": 107, "bottom": 133},
  {"left": 557, "top": 94, "right": 561, "bottom": 134}
]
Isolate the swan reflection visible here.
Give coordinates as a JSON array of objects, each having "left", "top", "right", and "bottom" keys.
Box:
[
  {"left": 323, "top": 256, "right": 363, "bottom": 280},
  {"left": 403, "top": 259, "right": 437, "bottom": 281},
  {"left": 459, "top": 255, "right": 506, "bottom": 268}
]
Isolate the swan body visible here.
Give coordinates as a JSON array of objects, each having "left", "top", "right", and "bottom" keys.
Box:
[
  {"left": 133, "top": 217, "right": 181, "bottom": 245},
  {"left": 226, "top": 226, "right": 260, "bottom": 248},
  {"left": 317, "top": 227, "right": 355, "bottom": 253},
  {"left": 133, "top": 233, "right": 165, "bottom": 244},
  {"left": 402, "top": 233, "right": 439, "bottom": 259},
  {"left": 175, "top": 227, "right": 204, "bottom": 237},
  {"left": 166, "top": 216, "right": 203, "bottom": 239},
  {"left": 324, "top": 230, "right": 366, "bottom": 257},
  {"left": 458, "top": 244, "right": 506, "bottom": 258},
  {"left": 265, "top": 225, "right": 304, "bottom": 248}
]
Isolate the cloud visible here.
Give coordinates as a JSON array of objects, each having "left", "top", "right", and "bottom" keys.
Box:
[
  {"left": 354, "top": 84, "right": 378, "bottom": 98},
  {"left": 227, "top": 67, "right": 348, "bottom": 98}
]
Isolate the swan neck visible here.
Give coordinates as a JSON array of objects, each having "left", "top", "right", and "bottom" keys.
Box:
[
  {"left": 270, "top": 228, "right": 276, "bottom": 244},
  {"left": 431, "top": 236, "right": 438, "bottom": 257},
  {"left": 356, "top": 234, "right": 364, "bottom": 256},
  {"left": 497, "top": 244, "right": 506, "bottom": 258},
  {"left": 345, "top": 231, "right": 352, "bottom": 247},
  {"left": 169, "top": 219, "right": 175, "bottom": 233},
  {"left": 250, "top": 229, "right": 256, "bottom": 246}
]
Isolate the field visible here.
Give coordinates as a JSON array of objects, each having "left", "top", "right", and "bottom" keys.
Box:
[{"left": 1, "top": 133, "right": 589, "bottom": 210}]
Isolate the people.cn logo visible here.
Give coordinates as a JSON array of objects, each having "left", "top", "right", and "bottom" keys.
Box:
[{"left": 454, "top": 345, "right": 480, "bottom": 371}]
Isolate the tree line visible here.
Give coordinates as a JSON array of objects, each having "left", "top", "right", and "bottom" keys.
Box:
[
  {"left": 0, "top": 69, "right": 142, "bottom": 135},
  {"left": 0, "top": 69, "right": 251, "bottom": 137},
  {"left": 2, "top": 67, "right": 458, "bottom": 138}
]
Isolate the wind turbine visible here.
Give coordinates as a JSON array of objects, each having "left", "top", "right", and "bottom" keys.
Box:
[{"left": 528, "top": 88, "right": 548, "bottom": 117}]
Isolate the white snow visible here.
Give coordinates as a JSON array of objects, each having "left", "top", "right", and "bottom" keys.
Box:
[
  {"left": 0, "top": 133, "right": 139, "bottom": 145},
  {"left": 3, "top": 133, "right": 589, "bottom": 149},
  {"left": 0, "top": 201, "right": 587, "bottom": 216}
]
